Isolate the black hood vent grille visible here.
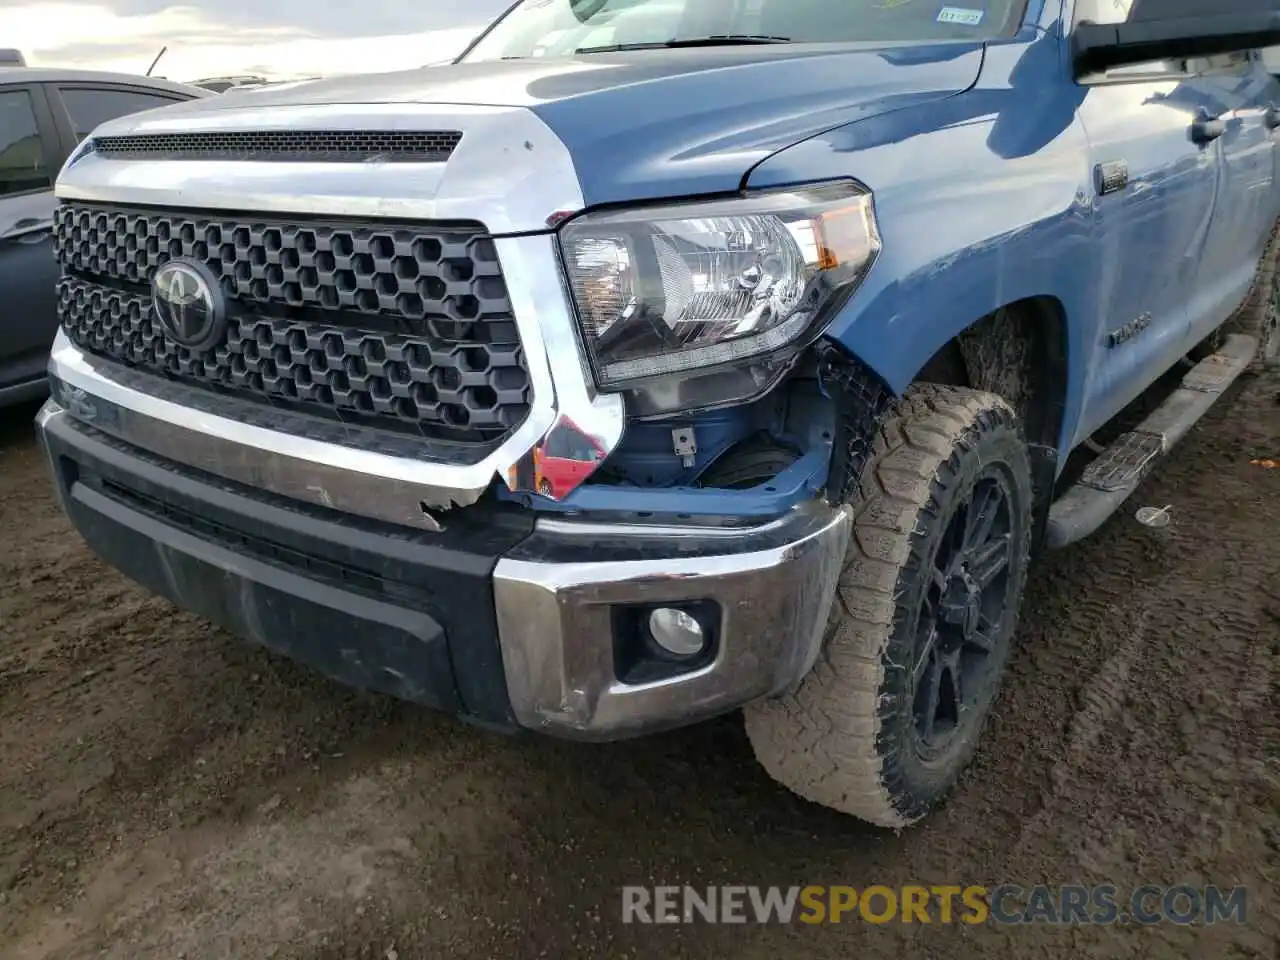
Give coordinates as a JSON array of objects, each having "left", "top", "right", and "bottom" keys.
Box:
[{"left": 92, "top": 130, "right": 463, "bottom": 163}]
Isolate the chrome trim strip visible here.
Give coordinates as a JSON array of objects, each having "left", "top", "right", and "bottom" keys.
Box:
[
  {"left": 493, "top": 503, "right": 851, "bottom": 740},
  {"left": 47, "top": 233, "right": 624, "bottom": 530},
  {"left": 35, "top": 399, "right": 58, "bottom": 428},
  {"left": 49, "top": 346, "right": 496, "bottom": 465},
  {"left": 495, "top": 236, "right": 626, "bottom": 496},
  {"left": 58, "top": 103, "right": 583, "bottom": 235},
  {"left": 534, "top": 514, "right": 796, "bottom": 540}
]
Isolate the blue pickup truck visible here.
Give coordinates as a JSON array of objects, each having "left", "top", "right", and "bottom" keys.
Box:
[{"left": 35, "top": 0, "right": 1280, "bottom": 827}]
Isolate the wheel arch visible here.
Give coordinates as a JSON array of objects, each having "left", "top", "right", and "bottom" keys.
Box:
[
  {"left": 914, "top": 296, "right": 1070, "bottom": 455},
  {"left": 862, "top": 295, "right": 1071, "bottom": 554},
  {"left": 829, "top": 293, "right": 1074, "bottom": 447}
]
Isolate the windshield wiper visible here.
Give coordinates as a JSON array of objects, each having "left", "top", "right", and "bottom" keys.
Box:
[{"left": 575, "top": 35, "right": 791, "bottom": 54}]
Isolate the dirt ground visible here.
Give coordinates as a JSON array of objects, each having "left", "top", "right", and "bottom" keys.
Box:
[{"left": 0, "top": 371, "right": 1277, "bottom": 960}]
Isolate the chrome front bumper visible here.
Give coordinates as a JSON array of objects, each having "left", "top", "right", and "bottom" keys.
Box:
[{"left": 494, "top": 504, "right": 851, "bottom": 739}]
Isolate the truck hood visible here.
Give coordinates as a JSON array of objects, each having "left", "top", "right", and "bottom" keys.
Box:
[{"left": 106, "top": 44, "right": 984, "bottom": 206}]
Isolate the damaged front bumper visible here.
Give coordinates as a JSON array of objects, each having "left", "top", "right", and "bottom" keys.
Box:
[{"left": 38, "top": 401, "right": 850, "bottom": 738}]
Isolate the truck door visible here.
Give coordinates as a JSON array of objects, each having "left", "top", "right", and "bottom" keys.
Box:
[
  {"left": 1068, "top": 1, "right": 1224, "bottom": 438},
  {"left": 1072, "top": 55, "right": 1222, "bottom": 438},
  {"left": 0, "top": 83, "right": 61, "bottom": 395},
  {"left": 1183, "top": 50, "right": 1280, "bottom": 349}
]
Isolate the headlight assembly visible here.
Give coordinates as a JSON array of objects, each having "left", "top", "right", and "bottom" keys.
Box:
[{"left": 559, "top": 182, "right": 879, "bottom": 415}]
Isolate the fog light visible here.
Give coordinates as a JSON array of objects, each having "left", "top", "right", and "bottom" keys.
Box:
[{"left": 648, "top": 607, "right": 705, "bottom": 657}]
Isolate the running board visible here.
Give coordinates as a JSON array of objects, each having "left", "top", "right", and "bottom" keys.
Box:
[{"left": 1046, "top": 333, "right": 1257, "bottom": 549}]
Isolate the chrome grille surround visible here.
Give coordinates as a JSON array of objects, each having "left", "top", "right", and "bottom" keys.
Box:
[{"left": 48, "top": 101, "right": 625, "bottom": 527}]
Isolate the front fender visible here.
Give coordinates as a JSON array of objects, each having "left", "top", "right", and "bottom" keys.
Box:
[{"left": 748, "top": 31, "right": 1097, "bottom": 453}]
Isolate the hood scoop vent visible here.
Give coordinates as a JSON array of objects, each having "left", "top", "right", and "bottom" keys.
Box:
[{"left": 91, "top": 130, "right": 463, "bottom": 163}]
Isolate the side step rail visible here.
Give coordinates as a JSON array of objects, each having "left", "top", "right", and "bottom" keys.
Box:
[{"left": 1046, "top": 333, "right": 1257, "bottom": 549}]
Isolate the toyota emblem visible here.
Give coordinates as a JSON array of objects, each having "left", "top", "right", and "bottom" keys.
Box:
[{"left": 152, "top": 260, "right": 227, "bottom": 351}]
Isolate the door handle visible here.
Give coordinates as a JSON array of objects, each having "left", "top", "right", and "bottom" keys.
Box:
[
  {"left": 8, "top": 229, "right": 51, "bottom": 245},
  {"left": 0, "top": 218, "right": 52, "bottom": 244},
  {"left": 1266, "top": 104, "right": 1280, "bottom": 131},
  {"left": 1191, "top": 112, "right": 1227, "bottom": 145}
]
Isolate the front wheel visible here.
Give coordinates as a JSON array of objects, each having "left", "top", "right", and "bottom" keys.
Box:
[{"left": 746, "top": 385, "right": 1033, "bottom": 827}]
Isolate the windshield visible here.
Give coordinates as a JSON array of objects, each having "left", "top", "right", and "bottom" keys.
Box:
[{"left": 462, "top": 0, "right": 1025, "bottom": 61}]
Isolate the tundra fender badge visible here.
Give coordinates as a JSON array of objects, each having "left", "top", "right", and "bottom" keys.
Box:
[{"left": 1108, "top": 311, "right": 1153, "bottom": 348}]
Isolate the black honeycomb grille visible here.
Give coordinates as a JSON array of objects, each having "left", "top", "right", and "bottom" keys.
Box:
[
  {"left": 54, "top": 203, "right": 531, "bottom": 444},
  {"left": 92, "top": 130, "right": 462, "bottom": 162}
]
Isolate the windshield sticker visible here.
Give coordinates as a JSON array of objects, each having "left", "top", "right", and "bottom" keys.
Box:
[{"left": 937, "top": 6, "right": 985, "bottom": 25}]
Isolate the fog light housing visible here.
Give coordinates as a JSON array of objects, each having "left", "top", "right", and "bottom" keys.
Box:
[
  {"left": 648, "top": 607, "right": 706, "bottom": 657},
  {"left": 611, "top": 600, "right": 720, "bottom": 686}
]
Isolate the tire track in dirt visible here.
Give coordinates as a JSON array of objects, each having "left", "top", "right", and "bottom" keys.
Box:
[
  {"left": 1041, "top": 604, "right": 1152, "bottom": 806},
  {"left": 988, "top": 374, "right": 1280, "bottom": 960}
]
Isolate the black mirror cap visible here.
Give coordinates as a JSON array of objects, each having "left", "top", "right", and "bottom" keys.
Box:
[{"left": 1073, "top": 3, "right": 1280, "bottom": 75}]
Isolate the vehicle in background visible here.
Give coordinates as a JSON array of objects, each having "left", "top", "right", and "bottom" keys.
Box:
[
  {"left": 0, "top": 67, "right": 206, "bottom": 406},
  {"left": 0, "top": 51, "right": 25, "bottom": 67}
]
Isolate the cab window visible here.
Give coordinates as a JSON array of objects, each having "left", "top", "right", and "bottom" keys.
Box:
[
  {"left": 57, "top": 86, "right": 183, "bottom": 142},
  {"left": 0, "top": 90, "right": 52, "bottom": 197}
]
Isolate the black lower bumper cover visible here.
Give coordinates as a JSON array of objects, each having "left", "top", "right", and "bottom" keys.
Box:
[{"left": 40, "top": 412, "right": 535, "bottom": 728}]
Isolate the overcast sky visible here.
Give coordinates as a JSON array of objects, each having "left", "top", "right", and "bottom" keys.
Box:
[{"left": 4, "top": 1, "right": 514, "bottom": 81}]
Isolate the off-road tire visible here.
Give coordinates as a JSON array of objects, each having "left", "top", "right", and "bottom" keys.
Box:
[
  {"left": 745, "top": 385, "right": 1033, "bottom": 828},
  {"left": 1226, "top": 221, "right": 1280, "bottom": 370}
]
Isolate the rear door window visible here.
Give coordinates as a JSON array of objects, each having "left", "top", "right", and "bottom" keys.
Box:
[
  {"left": 0, "top": 88, "right": 53, "bottom": 197},
  {"left": 55, "top": 86, "right": 185, "bottom": 141}
]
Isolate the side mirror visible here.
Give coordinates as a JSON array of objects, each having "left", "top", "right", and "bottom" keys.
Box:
[{"left": 1073, "top": 0, "right": 1280, "bottom": 75}]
